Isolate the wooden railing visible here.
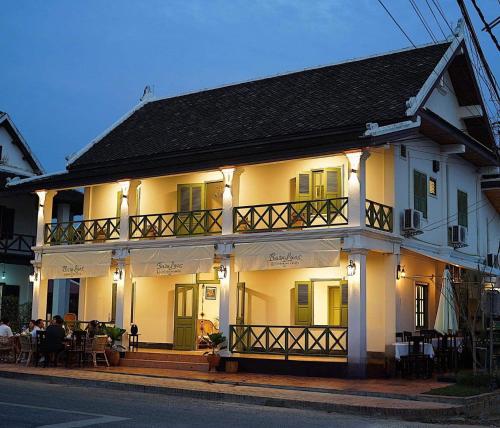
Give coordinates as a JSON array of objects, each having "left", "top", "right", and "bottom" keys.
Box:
[
  {"left": 129, "top": 209, "right": 223, "bottom": 239},
  {"left": 365, "top": 200, "right": 393, "bottom": 232},
  {"left": 229, "top": 325, "right": 348, "bottom": 359},
  {"left": 233, "top": 198, "right": 348, "bottom": 233},
  {"left": 0, "top": 233, "right": 35, "bottom": 255},
  {"left": 44, "top": 218, "right": 120, "bottom": 245}
]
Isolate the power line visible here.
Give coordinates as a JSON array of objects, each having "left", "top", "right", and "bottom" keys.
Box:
[
  {"left": 409, "top": 0, "right": 438, "bottom": 43},
  {"left": 470, "top": 0, "right": 500, "bottom": 51},
  {"left": 377, "top": 0, "right": 417, "bottom": 48},
  {"left": 425, "top": 0, "right": 448, "bottom": 39}
]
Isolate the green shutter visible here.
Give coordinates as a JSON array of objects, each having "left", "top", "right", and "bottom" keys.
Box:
[
  {"left": 295, "top": 172, "right": 312, "bottom": 202},
  {"left": 413, "top": 170, "right": 427, "bottom": 218},
  {"left": 294, "top": 281, "right": 312, "bottom": 326},
  {"left": 324, "top": 168, "right": 342, "bottom": 199},
  {"left": 177, "top": 184, "right": 205, "bottom": 212},
  {"left": 457, "top": 190, "right": 468, "bottom": 227}
]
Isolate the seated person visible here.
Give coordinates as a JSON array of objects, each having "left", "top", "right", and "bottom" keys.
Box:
[
  {"left": 31, "top": 319, "right": 45, "bottom": 337},
  {"left": 0, "top": 318, "right": 13, "bottom": 337},
  {"left": 43, "top": 316, "right": 66, "bottom": 361},
  {"left": 86, "top": 320, "right": 99, "bottom": 338}
]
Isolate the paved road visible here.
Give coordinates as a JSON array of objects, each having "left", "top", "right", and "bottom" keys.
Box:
[{"left": 0, "top": 378, "right": 484, "bottom": 427}]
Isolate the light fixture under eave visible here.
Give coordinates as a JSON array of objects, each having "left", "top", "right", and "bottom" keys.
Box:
[
  {"left": 346, "top": 259, "right": 356, "bottom": 277},
  {"left": 29, "top": 271, "right": 39, "bottom": 283},
  {"left": 113, "top": 267, "right": 123, "bottom": 282},
  {"left": 1, "top": 270, "right": 5, "bottom": 280},
  {"left": 397, "top": 264, "right": 406, "bottom": 280},
  {"left": 217, "top": 264, "right": 227, "bottom": 280}
]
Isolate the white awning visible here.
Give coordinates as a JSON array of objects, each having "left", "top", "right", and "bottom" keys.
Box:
[
  {"left": 130, "top": 245, "right": 214, "bottom": 277},
  {"left": 234, "top": 239, "right": 340, "bottom": 272},
  {"left": 42, "top": 250, "right": 112, "bottom": 279}
]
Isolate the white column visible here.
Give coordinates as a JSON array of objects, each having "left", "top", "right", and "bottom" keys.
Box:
[
  {"left": 52, "top": 203, "right": 71, "bottom": 316},
  {"left": 30, "top": 266, "right": 42, "bottom": 319},
  {"left": 218, "top": 255, "right": 231, "bottom": 356},
  {"left": 384, "top": 253, "right": 398, "bottom": 357},
  {"left": 35, "top": 191, "right": 47, "bottom": 247},
  {"left": 78, "top": 278, "right": 87, "bottom": 321},
  {"left": 119, "top": 181, "right": 130, "bottom": 241},
  {"left": 114, "top": 260, "right": 126, "bottom": 328},
  {"left": 345, "top": 151, "right": 369, "bottom": 228},
  {"left": 347, "top": 250, "right": 367, "bottom": 377},
  {"left": 221, "top": 168, "right": 235, "bottom": 235}
]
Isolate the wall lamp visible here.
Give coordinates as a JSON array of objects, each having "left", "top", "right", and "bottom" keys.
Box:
[
  {"left": 396, "top": 264, "right": 406, "bottom": 280},
  {"left": 217, "top": 264, "right": 227, "bottom": 280},
  {"left": 346, "top": 259, "right": 356, "bottom": 277},
  {"left": 113, "top": 267, "right": 123, "bottom": 282},
  {"left": 29, "top": 271, "right": 39, "bottom": 283}
]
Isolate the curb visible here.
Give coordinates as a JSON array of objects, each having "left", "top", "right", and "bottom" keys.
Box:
[{"left": 0, "top": 369, "right": 462, "bottom": 422}]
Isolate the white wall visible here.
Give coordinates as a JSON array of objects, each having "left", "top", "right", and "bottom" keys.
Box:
[{"left": 0, "top": 127, "right": 36, "bottom": 174}]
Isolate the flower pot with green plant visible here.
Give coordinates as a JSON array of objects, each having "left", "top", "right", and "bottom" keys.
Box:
[
  {"left": 104, "top": 325, "right": 126, "bottom": 366},
  {"left": 204, "top": 332, "right": 226, "bottom": 371}
]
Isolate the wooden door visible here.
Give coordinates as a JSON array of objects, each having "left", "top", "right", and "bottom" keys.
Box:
[
  {"left": 236, "top": 282, "right": 246, "bottom": 325},
  {"left": 173, "top": 284, "right": 198, "bottom": 350},
  {"left": 328, "top": 286, "right": 341, "bottom": 326},
  {"left": 294, "top": 281, "right": 312, "bottom": 326}
]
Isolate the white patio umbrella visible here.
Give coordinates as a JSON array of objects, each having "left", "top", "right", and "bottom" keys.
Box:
[{"left": 434, "top": 268, "right": 459, "bottom": 334}]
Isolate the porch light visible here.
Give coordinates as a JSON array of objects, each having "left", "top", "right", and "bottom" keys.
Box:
[
  {"left": 113, "top": 267, "right": 123, "bottom": 282},
  {"left": 1, "top": 270, "right": 5, "bottom": 280},
  {"left": 217, "top": 264, "right": 227, "bottom": 280},
  {"left": 346, "top": 259, "right": 356, "bottom": 277},
  {"left": 397, "top": 265, "right": 406, "bottom": 280},
  {"left": 29, "top": 271, "right": 39, "bottom": 283}
]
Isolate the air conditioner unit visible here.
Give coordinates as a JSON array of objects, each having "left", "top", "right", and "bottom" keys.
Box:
[
  {"left": 486, "top": 253, "right": 499, "bottom": 269},
  {"left": 449, "top": 225, "right": 467, "bottom": 248},
  {"left": 402, "top": 209, "right": 423, "bottom": 234}
]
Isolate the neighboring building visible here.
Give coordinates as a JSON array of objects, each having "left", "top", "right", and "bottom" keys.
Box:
[
  {"left": 0, "top": 112, "right": 44, "bottom": 327},
  {"left": 10, "top": 26, "right": 499, "bottom": 376}
]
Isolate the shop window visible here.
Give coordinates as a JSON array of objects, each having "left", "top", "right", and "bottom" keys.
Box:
[{"left": 415, "top": 283, "right": 428, "bottom": 329}]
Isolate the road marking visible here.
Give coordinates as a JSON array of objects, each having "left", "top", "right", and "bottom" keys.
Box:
[{"left": 0, "top": 401, "right": 129, "bottom": 427}]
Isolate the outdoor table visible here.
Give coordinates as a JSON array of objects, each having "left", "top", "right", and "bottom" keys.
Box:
[{"left": 394, "top": 342, "right": 434, "bottom": 360}]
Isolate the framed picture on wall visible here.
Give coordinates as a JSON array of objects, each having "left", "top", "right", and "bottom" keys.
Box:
[{"left": 205, "top": 286, "right": 217, "bottom": 300}]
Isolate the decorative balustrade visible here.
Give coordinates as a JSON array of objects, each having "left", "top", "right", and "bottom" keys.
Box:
[
  {"left": 229, "top": 324, "right": 348, "bottom": 359},
  {"left": 44, "top": 218, "right": 120, "bottom": 245},
  {"left": 233, "top": 198, "right": 348, "bottom": 233},
  {"left": 365, "top": 200, "right": 393, "bottom": 232},
  {"left": 129, "top": 209, "right": 223, "bottom": 239},
  {"left": 0, "top": 233, "right": 35, "bottom": 255}
]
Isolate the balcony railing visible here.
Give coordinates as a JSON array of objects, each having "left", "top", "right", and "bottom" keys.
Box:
[
  {"left": 129, "top": 209, "right": 223, "bottom": 239},
  {"left": 44, "top": 217, "right": 120, "bottom": 245},
  {"left": 229, "top": 325, "right": 348, "bottom": 359},
  {"left": 233, "top": 197, "right": 348, "bottom": 233},
  {"left": 0, "top": 233, "right": 35, "bottom": 255},
  {"left": 365, "top": 200, "right": 393, "bottom": 232}
]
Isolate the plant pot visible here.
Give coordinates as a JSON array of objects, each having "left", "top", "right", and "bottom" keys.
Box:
[
  {"left": 206, "top": 354, "right": 221, "bottom": 371},
  {"left": 105, "top": 349, "right": 120, "bottom": 366}
]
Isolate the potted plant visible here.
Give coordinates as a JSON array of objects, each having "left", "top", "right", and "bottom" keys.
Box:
[
  {"left": 204, "top": 332, "right": 226, "bottom": 371},
  {"left": 104, "top": 325, "right": 126, "bottom": 366}
]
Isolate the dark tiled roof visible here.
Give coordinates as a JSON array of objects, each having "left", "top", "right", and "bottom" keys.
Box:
[{"left": 70, "top": 42, "right": 451, "bottom": 169}]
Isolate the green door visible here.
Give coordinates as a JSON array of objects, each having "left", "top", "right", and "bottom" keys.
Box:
[
  {"left": 294, "top": 281, "right": 312, "bottom": 326},
  {"left": 173, "top": 284, "right": 198, "bottom": 350},
  {"left": 236, "top": 282, "right": 246, "bottom": 325},
  {"left": 328, "top": 281, "right": 348, "bottom": 327}
]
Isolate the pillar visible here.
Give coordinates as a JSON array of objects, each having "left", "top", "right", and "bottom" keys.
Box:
[
  {"left": 345, "top": 151, "right": 369, "bottom": 228},
  {"left": 218, "top": 255, "right": 231, "bottom": 356},
  {"left": 31, "top": 272, "right": 48, "bottom": 320},
  {"left": 347, "top": 250, "right": 367, "bottom": 377},
  {"left": 384, "top": 253, "right": 398, "bottom": 357},
  {"left": 221, "top": 168, "right": 235, "bottom": 235},
  {"left": 118, "top": 181, "right": 130, "bottom": 241},
  {"left": 52, "top": 203, "right": 71, "bottom": 316},
  {"left": 78, "top": 278, "right": 87, "bottom": 321}
]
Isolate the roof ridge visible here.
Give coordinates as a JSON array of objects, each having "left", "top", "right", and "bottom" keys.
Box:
[{"left": 149, "top": 40, "right": 451, "bottom": 105}]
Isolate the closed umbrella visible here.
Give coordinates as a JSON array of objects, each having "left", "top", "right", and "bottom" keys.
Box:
[{"left": 434, "top": 268, "right": 458, "bottom": 334}]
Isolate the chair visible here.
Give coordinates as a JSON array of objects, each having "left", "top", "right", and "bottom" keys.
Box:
[
  {"left": 435, "top": 334, "right": 450, "bottom": 372},
  {"left": 395, "top": 332, "right": 404, "bottom": 342},
  {"left": 87, "top": 335, "right": 109, "bottom": 367},
  {"left": 420, "top": 329, "right": 436, "bottom": 343},
  {"left": 16, "top": 335, "right": 33, "bottom": 366},
  {"left": 0, "top": 336, "right": 15, "bottom": 363},
  {"left": 403, "top": 331, "right": 413, "bottom": 342},
  {"left": 197, "top": 319, "right": 216, "bottom": 349},
  {"left": 63, "top": 313, "right": 78, "bottom": 332},
  {"left": 66, "top": 330, "right": 87, "bottom": 368}
]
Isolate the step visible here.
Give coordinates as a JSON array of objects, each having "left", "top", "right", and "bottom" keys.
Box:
[
  {"left": 123, "top": 352, "right": 207, "bottom": 363},
  {"left": 120, "top": 358, "right": 209, "bottom": 372}
]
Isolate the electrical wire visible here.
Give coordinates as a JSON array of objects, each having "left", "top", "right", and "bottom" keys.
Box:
[
  {"left": 377, "top": 0, "right": 417, "bottom": 48},
  {"left": 409, "top": 0, "right": 438, "bottom": 43},
  {"left": 425, "top": 0, "right": 448, "bottom": 39}
]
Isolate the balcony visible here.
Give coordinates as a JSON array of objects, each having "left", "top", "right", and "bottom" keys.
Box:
[
  {"left": 129, "top": 209, "right": 223, "bottom": 239},
  {"left": 365, "top": 200, "right": 393, "bottom": 232},
  {"left": 0, "top": 233, "right": 35, "bottom": 256},
  {"left": 233, "top": 197, "right": 348, "bottom": 233},
  {"left": 44, "top": 217, "right": 120, "bottom": 245}
]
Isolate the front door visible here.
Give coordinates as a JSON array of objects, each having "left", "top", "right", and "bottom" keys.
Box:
[
  {"left": 173, "top": 284, "right": 198, "bottom": 350},
  {"left": 294, "top": 281, "right": 312, "bottom": 326},
  {"left": 328, "top": 281, "right": 348, "bottom": 327}
]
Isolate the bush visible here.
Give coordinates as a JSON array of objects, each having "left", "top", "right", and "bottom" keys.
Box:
[{"left": 456, "top": 371, "right": 497, "bottom": 389}]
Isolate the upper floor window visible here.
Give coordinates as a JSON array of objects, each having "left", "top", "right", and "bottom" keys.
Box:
[
  {"left": 415, "top": 282, "right": 428, "bottom": 329},
  {"left": 294, "top": 168, "right": 342, "bottom": 202},
  {"left": 429, "top": 177, "right": 437, "bottom": 196},
  {"left": 413, "top": 170, "right": 427, "bottom": 218},
  {"left": 457, "top": 190, "right": 468, "bottom": 228}
]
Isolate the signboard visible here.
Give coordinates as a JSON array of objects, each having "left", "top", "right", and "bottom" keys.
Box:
[{"left": 42, "top": 251, "right": 112, "bottom": 279}]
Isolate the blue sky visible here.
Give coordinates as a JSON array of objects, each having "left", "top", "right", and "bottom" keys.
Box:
[{"left": 1, "top": 0, "right": 498, "bottom": 173}]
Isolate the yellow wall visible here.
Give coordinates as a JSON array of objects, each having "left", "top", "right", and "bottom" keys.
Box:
[
  {"left": 365, "top": 147, "right": 394, "bottom": 206},
  {"left": 84, "top": 273, "right": 114, "bottom": 322}
]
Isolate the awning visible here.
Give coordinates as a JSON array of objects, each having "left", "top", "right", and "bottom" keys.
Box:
[
  {"left": 130, "top": 245, "right": 214, "bottom": 277},
  {"left": 42, "top": 250, "right": 112, "bottom": 279},
  {"left": 234, "top": 239, "right": 340, "bottom": 272}
]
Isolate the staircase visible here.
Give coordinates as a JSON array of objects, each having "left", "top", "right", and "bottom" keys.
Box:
[{"left": 120, "top": 351, "right": 209, "bottom": 372}]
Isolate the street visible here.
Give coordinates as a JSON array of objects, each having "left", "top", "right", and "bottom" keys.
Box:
[{"left": 0, "top": 378, "right": 485, "bottom": 428}]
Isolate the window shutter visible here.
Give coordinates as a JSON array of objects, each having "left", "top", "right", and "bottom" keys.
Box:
[
  {"left": 177, "top": 184, "right": 205, "bottom": 212},
  {"left": 135, "top": 186, "right": 141, "bottom": 216},
  {"left": 295, "top": 172, "right": 312, "bottom": 202},
  {"left": 413, "top": 170, "right": 427, "bottom": 218},
  {"left": 324, "top": 168, "right": 342, "bottom": 200},
  {"left": 340, "top": 280, "right": 348, "bottom": 328},
  {"left": 116, "top": 190, "right": 123, "bottom": 218},
  {"left": 294, "top": 281, "right": 312, "bottom": 326},
  {"left": 191, "top": 184, "right": 204, "bottom": 211},
  {"left": 178, "top": 185, "right": 191, "bottom": 212},
  {"left": 457, "top": 190, "right": 468, "bottom": 227}
]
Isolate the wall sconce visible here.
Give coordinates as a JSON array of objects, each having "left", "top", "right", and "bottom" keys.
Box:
[
  {"left": 1, "top": 270, "right": 5, "bottom": 280},
  {"left": 396, "top": 264, "right": 406, "bottom": 280},
  {"left": 217, "top": 264, "right": 227, "bottom": 280},
  {"left": 346, "top": 259, "right": 356, "bottom": 277},
  {"left": 29, "top": 271, "right": 39, "bottom": 283},
  {"left": 113, "top": 267, "right": 123, "bottom": 282}
]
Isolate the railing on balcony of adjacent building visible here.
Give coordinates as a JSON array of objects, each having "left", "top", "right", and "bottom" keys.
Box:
[
  {"left": 229, "top": 324, "right": 348, "bottom": 359},
  {"left": 129, "top": 209, "right": 223, "bottom": 239},
  {"left": 365, "top": 200, "right": 393, "bottom": 232},
  {"left": 0, "top": 233, "right": 36, "bottom": 255},
  {"left": 44, "top": 217, "right": 120, "bottom": 245},
  {"left": 233, "top": 197, "right": 349, "bottom": 233}
]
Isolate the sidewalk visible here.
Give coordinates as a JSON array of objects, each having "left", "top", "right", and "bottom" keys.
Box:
[{"left": 0, "top": 363, "right": 490, "bottom": 422}]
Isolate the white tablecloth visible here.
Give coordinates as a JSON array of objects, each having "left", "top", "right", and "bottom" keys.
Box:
[
  {"left": 394, "top": 342, "right": 435, "bottom": 360},
  {"left": 431, "top": 337, "right": 463, "bottom": 349}
]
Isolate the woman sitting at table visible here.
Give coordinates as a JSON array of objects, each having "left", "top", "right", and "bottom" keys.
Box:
[{"left": 31, "top": 319, "right": 44, "bottom": 337}]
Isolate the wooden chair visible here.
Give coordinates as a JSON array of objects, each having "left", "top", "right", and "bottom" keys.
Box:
[
  {"left": 66, "top": 330, "right": 87, "bottom": 368},
  {"left": 16, "top": 335, "right": 33, "bottom": 366},
  {"left": 197, "top": 319, "right": 216, "bottom": 349},
  {"left": 0, "top": 336, "right": 15, "bottom": 363},
  {"left": 87, "top": 335, "right": 109, "bottom": 367},
  {"left": 63, "top": 313, "right": 78, "bottom": 332}
]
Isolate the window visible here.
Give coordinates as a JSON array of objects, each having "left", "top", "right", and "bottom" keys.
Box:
[
  {"left": 457, "top": 190, "right": 468, "bottom": 228},
  {"left": 415, "top": 283, "right": 428, "bottom": 329},
  {"left": 429, "top": 177, "right": 437, "bottom": 196},
  {"left": 413, "top": 170, "right": 427, "bottom": 218},
  {"left": 0, "top": 205, "right": 15, "bottom": 239},
  {"left": 294, "top": 168, "right": 342, "bottom": 201},
  {"left": 400, "top": 145, "right": 407, "bottom": 158},
  {"left": 432, "top": 160, "right": 440, "bottom": 173},
  {"left": 177, "top": 183, "right": 205, "bottom": 212}
]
